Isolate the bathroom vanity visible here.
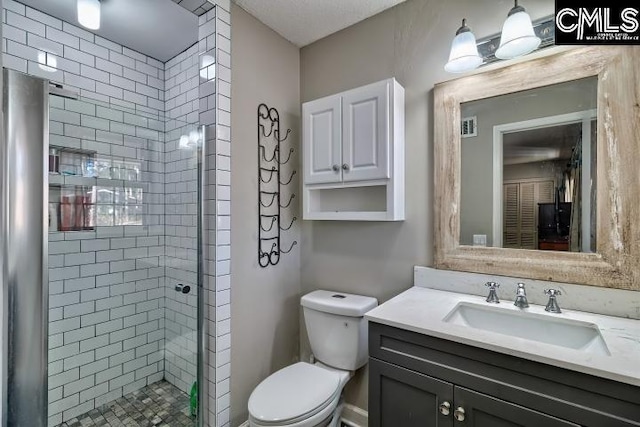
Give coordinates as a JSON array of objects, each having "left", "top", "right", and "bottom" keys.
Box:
[
  {"left": 366, "top": 286, "right": 640, "bottom": 426},
  {"left": 365, "top": 42, "right": 640, "bottom": 427}
]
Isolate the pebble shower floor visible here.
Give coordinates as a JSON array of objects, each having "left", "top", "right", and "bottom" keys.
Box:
[{"left": 57, "top": 381, "right": 195, "bottom": 427}]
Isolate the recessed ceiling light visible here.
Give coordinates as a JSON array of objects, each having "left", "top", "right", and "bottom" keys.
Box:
[{"left": 77, "top": 0, "right": 101, "bottom": 30}]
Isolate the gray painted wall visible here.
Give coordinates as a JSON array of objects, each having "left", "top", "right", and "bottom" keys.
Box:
[
  {"left": 230, "top": 4, "right": 301, "bottom": 425},
  {"left": 299, "top": 0, "right": 555, "bottom": 411}
]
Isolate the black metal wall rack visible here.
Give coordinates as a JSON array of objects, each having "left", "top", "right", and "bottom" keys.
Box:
[{"left": 257, "top": 103, "right": 297, "bottom": 267}]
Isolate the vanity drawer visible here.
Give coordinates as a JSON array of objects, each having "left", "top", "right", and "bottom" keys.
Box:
[{"left": 369, "top": 322, "right": 640, "bottom": 426}]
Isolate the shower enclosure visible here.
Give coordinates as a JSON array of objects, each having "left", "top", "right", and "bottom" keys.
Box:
[{"left": 2, "top": 66, "right": 206, "bottom": 426}]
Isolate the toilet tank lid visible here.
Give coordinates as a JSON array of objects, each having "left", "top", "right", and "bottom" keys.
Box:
[{"left": 301, "top": 290, "right": 378, "bottom": 317}]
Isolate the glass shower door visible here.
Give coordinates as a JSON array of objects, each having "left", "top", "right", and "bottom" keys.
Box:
[
  {"left": 0, "top": 68, "right": 203, "bottom": 427},
  {"left": 46, "top": 93, "right": 202, "bottom": 427}
]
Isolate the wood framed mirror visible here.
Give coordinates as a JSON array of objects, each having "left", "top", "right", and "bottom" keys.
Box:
[{"left": 434, "top": 46, "right": 640, "bottom": 290}]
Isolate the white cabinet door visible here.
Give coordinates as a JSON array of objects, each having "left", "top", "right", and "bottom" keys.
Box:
[
  {"left": 341, "top": 80, "right": 390, "bottom": 182},
  {"left": 303, "top": 96, "right": 342, "bottom": 184}
]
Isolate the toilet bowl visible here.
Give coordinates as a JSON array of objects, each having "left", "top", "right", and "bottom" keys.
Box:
[
  {"left": 248, "top": 362, "right": 351, "bottom": 427},
  {"left": 247, "top": 290, "right": 378, "bottom": 427}
]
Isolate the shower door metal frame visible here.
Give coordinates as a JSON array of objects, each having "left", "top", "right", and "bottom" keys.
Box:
[
  {"left": 1, "top": 68, "right": 50, "bottom": 427},
  {"left": 197, "top": 124, "right": 208, "bottom": 427},
  {"left": 1, "top": 67, "right": 210, "bottom": 427}
]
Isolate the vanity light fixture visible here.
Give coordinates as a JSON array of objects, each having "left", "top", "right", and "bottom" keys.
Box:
[
  {"left": 495, "top": 0, "right": 541, "bottom": 60},
  {"left": 77, "top": 0, "right": 101, "bottom": 30},
  {"left": 445, "top": 2, "right": 551, "bottom": 74},
  {"left": 444, "top": 19, "right": 483, "bottom": 74}
]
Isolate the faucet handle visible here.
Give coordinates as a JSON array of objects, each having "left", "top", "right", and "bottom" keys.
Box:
[
  {"left": 514, "top": 282, "right": 529, "bottom": 308},
  {"left": 485, "top": 281, "right": 499, "bottom": 290},
  {"left": 485, "top": 282, "right": 500, "bottom": 303},
  {"left": 544, "top": 289, "right": 562, "bottom": 313}
]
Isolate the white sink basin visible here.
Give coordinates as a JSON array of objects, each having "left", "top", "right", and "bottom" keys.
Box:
[{"left": 443, "top": 302, "right": 610, "bottom": 356}]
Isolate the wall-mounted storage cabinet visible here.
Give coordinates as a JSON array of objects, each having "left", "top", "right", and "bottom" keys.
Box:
[{"left": 302, "top": 78, "right": 404, "bottom": 221}]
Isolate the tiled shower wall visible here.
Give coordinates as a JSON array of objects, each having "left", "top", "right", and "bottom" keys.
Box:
[
  {"left": 163, "top": 43, "right": 200, "bottom": 394},
  {"left": 0, "top": 0, "right": 232, "bottom": 426},
  {"left": 2, "top": 1, "right": 168, "bottom": 424},
  {"left": 198, "top": 4, "right": 233, "bottom": 426}
]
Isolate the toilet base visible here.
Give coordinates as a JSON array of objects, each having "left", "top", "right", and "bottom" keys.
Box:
[
  {"left": 248, "top": 362, "right": 353, "bottom": 427},
  {"left": 249, "top": 392, "right": 342, "bottom": 427}
]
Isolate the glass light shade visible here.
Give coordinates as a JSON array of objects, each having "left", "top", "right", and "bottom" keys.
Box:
[
  {"left": 445, "top": 30, "right": 482, "bottom": 73},
  {"left": 495, "top": 10, "right": 541, "bottom": 59},
  {"left": 77, "top": 0, "right": 100, "bottom": 30}
]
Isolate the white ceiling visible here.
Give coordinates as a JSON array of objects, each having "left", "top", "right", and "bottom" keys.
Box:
[
  {"left": 503, "top": 123, "right": 581, "bottom": 166},
  {"left": 234, "top": 0, "right": 408, "bottom": 47},
  {"left": 18, "top": 0, "right": 198, "bottom": 62}
]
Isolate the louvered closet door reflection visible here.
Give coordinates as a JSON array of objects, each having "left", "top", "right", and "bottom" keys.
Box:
[
  {"left": 503, "top": 183, "right": 520, "bottom": 248},
  {"left": 519, "top": 183, "right": 536, "bottom": 249},
  {"left": 504, "top": 180, "right": 554, "bottom": 249}
]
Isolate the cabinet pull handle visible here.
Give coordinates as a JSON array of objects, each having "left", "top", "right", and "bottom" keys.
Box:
[
  {"left": 438, "top": 401, "right": 451, "bottom": 416},
  {"left": 342, "top": 163, "right": 350, "bottom": 171},
  {"left": 454, "top": 407, "right": 465, "bottom": 422},
  {"left": 332, "top": 164, "right": 340, "bottom": 173}
]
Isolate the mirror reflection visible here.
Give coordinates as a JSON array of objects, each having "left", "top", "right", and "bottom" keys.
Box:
[{"left": 460, "top": 77, "right": 598, "bottom": 252}]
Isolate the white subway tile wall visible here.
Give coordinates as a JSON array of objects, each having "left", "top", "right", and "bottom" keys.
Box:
[
  {"left": 2, "top": 1, "right": 196, "bottom": 425},
  {"left": 172, "top": 0, "right": 215, "bottom": 16},
  {"left": 2, "top": 0, "right": 231, "bottom": 425},
  {"left": 198, "top": 3, "right": 232, "bottom": 426}
]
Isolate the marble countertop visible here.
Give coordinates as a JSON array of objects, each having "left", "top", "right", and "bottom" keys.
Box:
[{"left": 365, "top": 286, "right": 640, "bottom": 387}]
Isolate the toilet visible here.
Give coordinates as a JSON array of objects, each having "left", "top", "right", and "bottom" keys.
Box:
[{"left": 248, "top": 290, "right": 378, "bottom": 427}]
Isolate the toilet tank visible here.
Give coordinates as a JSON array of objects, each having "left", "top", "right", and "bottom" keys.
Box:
[{"left": 301, "top": 290, "right": 378, "bottom": 371}]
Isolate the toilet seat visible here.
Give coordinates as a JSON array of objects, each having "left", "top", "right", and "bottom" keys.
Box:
[{"left": 248, "top": 362, "right": 344, "bottom": 426}]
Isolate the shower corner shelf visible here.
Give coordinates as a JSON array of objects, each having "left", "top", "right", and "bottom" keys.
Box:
[
  {"left": 49, "top": 174, "right": 145, "bottom": 188},
  {"left": 50, "top": 145, "right": 97, "bottom": 156}
]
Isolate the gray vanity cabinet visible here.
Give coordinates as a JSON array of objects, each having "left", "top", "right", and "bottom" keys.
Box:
[
  {"left": 370, "top": 358, "right": 453, "bottom": 426},
  {"left": 370, "top": 359, "right": 577, "bottom": 427},
  {"left": 454, "top": 386, "right": 579, "bottom": 427},
  {"left": 369, "top": 322, "right": 640, "bottom": 427}
]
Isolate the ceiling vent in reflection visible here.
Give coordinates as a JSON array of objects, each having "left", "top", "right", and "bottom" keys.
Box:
[{"left": 461, "top": 116, "right": 477, "bottom": 138}]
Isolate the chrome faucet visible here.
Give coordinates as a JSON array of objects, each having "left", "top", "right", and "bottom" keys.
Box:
[
  {"left": 544, "top": 289, "right": 562, "bottom": 313},
  {"left": 514, "top": 283, "right": 529, "bottom": 308},
  {"left": 485, "top": 282, "right": 500, "bottom": 303}
]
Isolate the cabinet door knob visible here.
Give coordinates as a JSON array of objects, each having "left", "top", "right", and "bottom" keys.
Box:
[
  {"left": 454, "top": 407, "right": 465, "bottom": 422},
  {"left": 342, "top": 163, "right": 350, "bottom": 171},
  {"left": 438, "top": 401, "right": 451, "bottom": 416},
  {"left": 332, "top": 164, "right": 340, "bottom": 172}
]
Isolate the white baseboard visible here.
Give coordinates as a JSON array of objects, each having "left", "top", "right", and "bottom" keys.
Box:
[
  {"left": 238, "top": 422, "right": 249, "bottom": 427},
  {"left": 340, "top": 403, "right": 368, "bottom": 427}
]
